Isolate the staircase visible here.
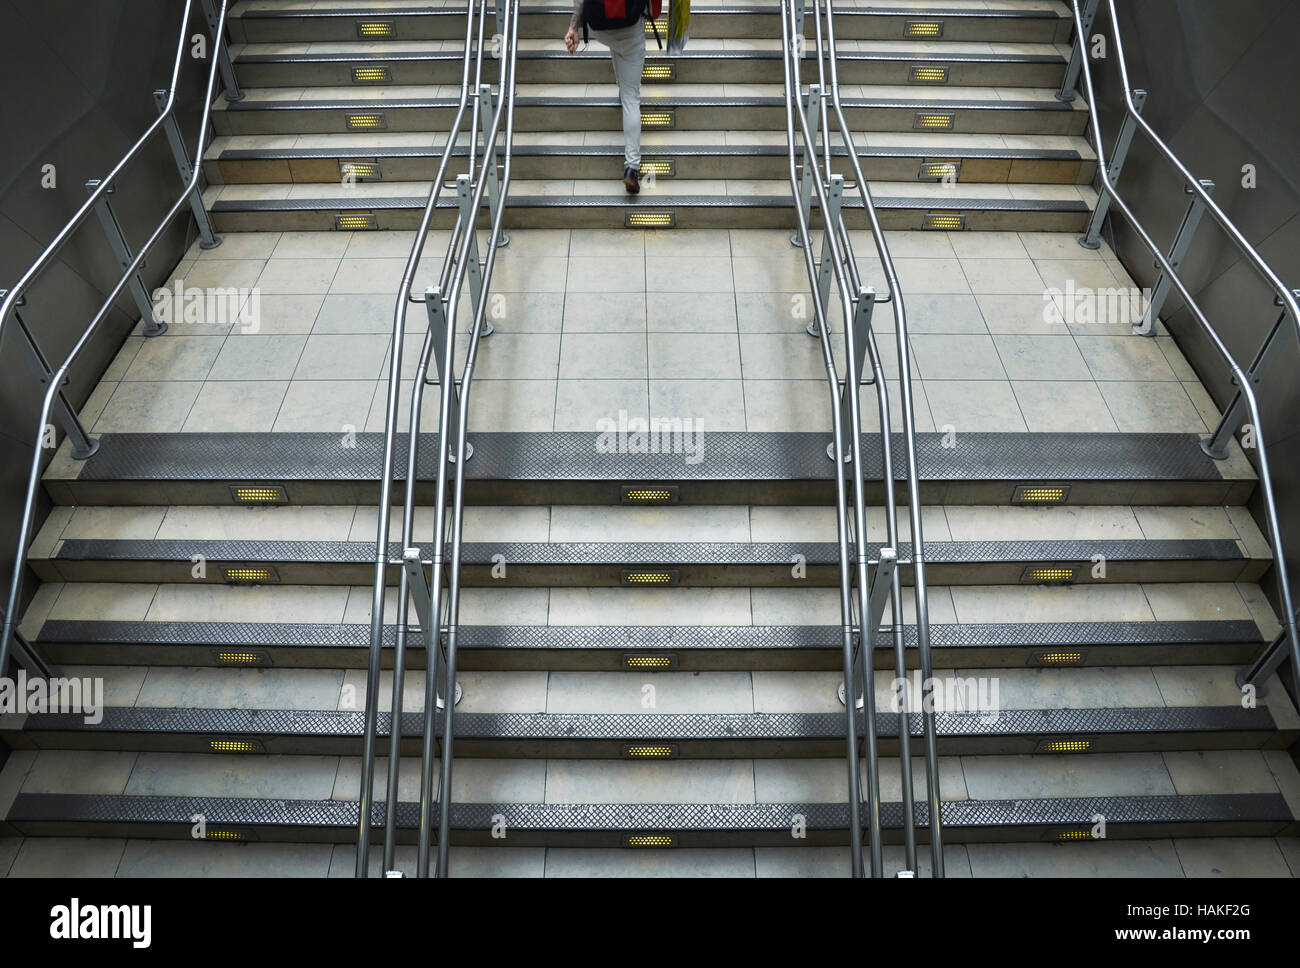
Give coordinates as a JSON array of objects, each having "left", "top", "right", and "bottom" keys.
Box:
[{"left": 2, "top": 0, "right": 1299, "bottom": 879}]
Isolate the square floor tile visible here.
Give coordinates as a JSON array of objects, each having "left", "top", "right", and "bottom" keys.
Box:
[
  {"left": 1011, "top": 381, "right": 1119, "bottom": 432},
  {"left": 182, "top": 381, "right": 289, "bottom": 432},
  {"left": 924, "top": 380, "right": 1026, "bottom": 432},
  {"left": 648, "top": 333, "right": 741, "bottom": 379},
  {"left": 553, "top": 379, "right": 648, "bottom": 431},
  {"left": 559, "top": 333, "right": 645, "bottom": 379}
]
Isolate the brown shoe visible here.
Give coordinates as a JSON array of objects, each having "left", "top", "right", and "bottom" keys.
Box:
[{"left": 623, "top": 166, "right": 641, "bottom": 194}]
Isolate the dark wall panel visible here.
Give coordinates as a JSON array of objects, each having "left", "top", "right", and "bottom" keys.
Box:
[
  {"left": 0, "top": 0, "right": 210, "bottom": 616},
  {"left": 1091, "top": 0, "right": 1300, "bottom": 619}
]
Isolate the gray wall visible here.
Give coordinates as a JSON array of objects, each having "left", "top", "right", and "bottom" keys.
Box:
[
  {"left": 0, "top": 0, "right": 209, "bottom": 618},
  {"left": 1091, "top": 0, "right": 1300, "bottom": 623}
]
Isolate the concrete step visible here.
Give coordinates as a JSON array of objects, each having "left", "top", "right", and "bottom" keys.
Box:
[
  {"left": 25, "top": 502, "right": 1274, "bottom": 586},
  {"left": 41, "top": 431, "right": 1255, "bottom": 508},
  {"left": 227, "top": 4, "right": 1073, "bottom": 45},
  {"left": 229, "top": 43, "right": 1067, "bottom": 88},
  {"left": 203, "top": 134, "right": 1097, "bottom": 186},
  {"left": 209, "top": 86, "right": 1090, "bottom": 137}
]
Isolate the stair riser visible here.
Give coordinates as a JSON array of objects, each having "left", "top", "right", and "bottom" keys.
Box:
[
  {"left": 212, "top": 103, "right": 1088, "bottom": 137},
  {"left": 210, "top": 204, "right": 1090, "bottom": 233},
  {"left": 231, "top": 13, "right": 1071, "bottom": 45},
  {"left": 206, "top": 153, "right": 1096, "bottom": 186},
  {"left": 48, "top": 478, "right": 1236, "bottom": 510},
  {"left": 33, "top": 640, "right": 1270, "bottom": 671},
  {"left": 7, "top": 817, "right": 1287, "bottom": 846},
  {"left": 5, "top": 730, "right": 1286, "bottom": 758},
  {"left": 233, "top": 58, "right": 1064, "bottom": 89},
  {"left": 30, "top": 559, "right": 1269, "bottom": 587}
]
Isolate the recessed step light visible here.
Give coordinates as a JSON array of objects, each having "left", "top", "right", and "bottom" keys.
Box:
[
  {"left": 209, "top": 739, "right": 263, "bottom": 753},
  {"left": 642, "top": 63, "right": 674, "bottom": 81},
  {"left": 339, "top": 160, "right": 382, "bottom": 182},
  {"left": 625, "top": 833, "right": 674, "bottom": 847},
  {"left": 620, "top": 485, "right": 678, "bottom": 504},
  {"left": 224, "top": 566, "right": 279, "bottom": 585},
  {"left": 913, "top": 112, "right": 955, "bottom": 131},
  {"left": 1036, "top": 738, "right": 1092, "bottom": 753},
  {"left": 1013, "top": 484, "right": 1071, "bottom": 505},
  {"left": 1051, "top": 829, "right": 1093, "bottom": 842},
  {"left": 204, "top": 830, "right": 251, "bottom": 842},
  {"left": 229, "top": 484, "right": 287, "bottom": 505},
  {"left": 639, "top": 159, "right": 675, "bottom": 178},
  {"left": 1021, "top": 566, "right": 1075, "bottom": 585},
  {"left": 335, "top": 213, "right": 378, "bottom": 230},
  {"left": 904, "top": 20, "right": 944, "bottom": 38},
  {"left": 640, "top": 109, "right": 675, "bottom": 128},
  {"left": 356, "top": 20, "right": 395, "bottom": 38},
  {"left": 623, "top": 653, "right": 678, "bottom": 671},
  {"left": 621, "top": 569, "right": 680, "bottom": 586},
  {"left": 1029, "top": 650, "right": 1087, "bottom": 667},
  {"left": 346, "top": 113, "right": 387, "bottom": 131},
  {"left": 214, "top": 651, "right": 270, "bottom": 667},
  {"left": 625, "top": 211, "right": 675, "bottom": 228},
  {"left": 909, "top": 65, "right": 950, "bottom": 85},
  {"left": 351, "top": 65, "right": 391, "bottom": 84},
  {"left": 918, "top": 160, "right": 960, "bottom": 181},
  {"left": 622, "top": 744, "right": 678, "bottom": 759},
  {"left": 923, "top": 211, "right": 965, "bottom": 230}
]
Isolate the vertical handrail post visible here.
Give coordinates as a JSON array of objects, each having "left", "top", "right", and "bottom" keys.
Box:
[
  {"left": 4, "top": 295, "right": 99, "bottom": 461},
  {"left": 1080, "top": 88, "right": 1146, "bottom": 249},
  {"left": 456, "top": 174, "right": 488, "bottom": 336},
  {"left": 200, "top": 0, "right": 244, "bottom": 101},
  {"left": 477, "top": 83, "right": 509, "bottom": 253},
  {"left": 1134, "top": 179, "right": 1214, "bottom": 336},
  {"left": 809, "top": 174, "right": 843, "bottom": 335},
  {"left": 1201, "top": 294, "right": 1297, "bottom": 460},
  {"left": 153, "top": 90, "right": 222, "bottom": 251},
  {"left": 84, "top": 180, "right": 167, "bottom": 337},
  {"left": 791, "top": 84, "right": 822, "bottom": 249},
  {"left": 1056, "top": 0, "right": 1099, "bottom": 102}
]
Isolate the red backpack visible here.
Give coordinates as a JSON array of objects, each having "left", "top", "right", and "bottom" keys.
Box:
[{"left": 583, "top": 0, "right": 664, "bottom": 47}]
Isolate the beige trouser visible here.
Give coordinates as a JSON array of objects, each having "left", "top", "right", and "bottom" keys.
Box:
[{"left": 589, "top": 21, "right": 645, "bottom": 168}]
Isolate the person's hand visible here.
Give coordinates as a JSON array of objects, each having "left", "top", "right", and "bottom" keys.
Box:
[{"left": 564, "top": 27, "right": 579, "bottom": 53}]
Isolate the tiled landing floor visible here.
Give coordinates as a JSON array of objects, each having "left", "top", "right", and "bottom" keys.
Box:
[{"left": 80, "top": 228, "right": 1220, "bottom": 438}]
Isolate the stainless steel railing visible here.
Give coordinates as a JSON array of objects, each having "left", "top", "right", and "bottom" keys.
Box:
[
  {"left": 358, "top": 0, "right": 520, "bottom": 878},
  {"left": 1067, "top": 0, "right": 1300, "bottom": 701},
  {"left": 779, "top": 0, "right": 944, "bottom": 877},
  {"left": 0, "top": 0, "right": 232, "bottom": 681}
]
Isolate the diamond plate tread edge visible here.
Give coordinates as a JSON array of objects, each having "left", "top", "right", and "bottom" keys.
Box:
[
  {"left": 34, "top": 619, "right": 1266, "bottom": 650},
  {"left": 47, "top": 538, "right": 1250, "bottom": 566},
  {"left": 63, "top": 432, "right": 1237, "bottom": 485},
  {"left": 8, "top": 793, "right": 1290, "bottom": 837},
  {"left": 12, "top": 704, "right": 1277, "bottom": 743}
]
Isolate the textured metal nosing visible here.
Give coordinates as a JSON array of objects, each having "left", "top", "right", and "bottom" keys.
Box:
[
  {"left": 9, "top": 792, "right": 1289, "bottom": 832},
  {"left": 50, "top": 538, "right": 1248, "bottom": 568},
  {"left": 35, "top": 619, "right": 1266, "bottom": 651},
  {"left": 233, "top": 5, "right": 1064, "bottom": 23},
  {"left": 236, "top": 50, "right": 1063, "bottom": 67},
  {"left": 221, "top": 95, "right": 1075, "bottom": 114},
  {"left": 19, "top": 705, "right": 1275, "bottom": 742},
  {"left": 69, "top": 431, "right": 1231, "bottom": 484},
  {"left": 217, "top": 144, "right": 1085, "bottom": 162}
]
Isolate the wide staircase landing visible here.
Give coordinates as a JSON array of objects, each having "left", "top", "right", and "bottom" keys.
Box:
[{"left": 2, "top": 0, "right": 1299, "bottom": 878}]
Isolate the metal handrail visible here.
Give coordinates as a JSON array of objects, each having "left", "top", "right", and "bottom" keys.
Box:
[
  {"left": 356, "top": 0, "right": 486, "bottom": 879},
  {"left": 818, "top": 0, "right": 943, "bottom": 877},
  {"left": 779, "top": 0, "right": 866, "bottom": 877},
  {"left": 358, "top": 0, "right": 520, "bottom": 878},
  {"left": 427, "top": 0, "right": 519, "bottom": 878},
  {"left": 779, "top": 0, "right": 941, "bottom": 878},
  {"left": 1069, "top": 0, "right": 1300, "bottom": 701},
  {"left": 0, "top": 0, "right": 230, "bottom": 681}
]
